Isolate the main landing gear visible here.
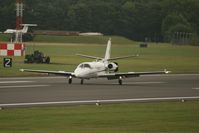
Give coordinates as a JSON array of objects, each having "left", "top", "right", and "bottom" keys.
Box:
[
  {"left": 68, "top": 77, "right": 84, "bottom": 85},
  {"left": 81, "top": 79, "right": 84, "bottom": 85},
  {"left": 68, "top": 76, "right": 72, "bottom": 84},
  {"left": 118, "top": 76, "right": 123, "bottom": 85}
]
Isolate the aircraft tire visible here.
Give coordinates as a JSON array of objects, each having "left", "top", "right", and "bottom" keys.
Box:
[
  {"left": 69, "top": 78, "right": 72, "bottom": 84},
  {"left": 119, "top": 79, "right": 122, "bottom": 85},
  {"left": 81, "top": 79, "right": 84, "bottom": 85}
]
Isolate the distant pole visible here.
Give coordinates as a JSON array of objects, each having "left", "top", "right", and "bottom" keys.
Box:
[
  {"left": 16, "top": 0, "right": 23, "bottom": 30},
  {"left": 16, "top": 0, "right": 23, "bottom": 42}
]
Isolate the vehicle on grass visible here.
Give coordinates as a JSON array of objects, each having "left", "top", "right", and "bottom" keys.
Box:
[
  {"left": 24, "top": 50, "right": 50, "bottom": 64},
  {"left": 20, "top": 39, "right": 170, "bottom": 85}
]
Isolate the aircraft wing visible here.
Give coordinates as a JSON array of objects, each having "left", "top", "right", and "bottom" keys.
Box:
[
  {"left": 98, "top": 70, "right": 170, "bottom": 79},
  {"left": 20, "top": 69, "right": 74, "bottom": 77}
]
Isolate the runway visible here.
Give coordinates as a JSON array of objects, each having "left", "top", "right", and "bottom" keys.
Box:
[{"left": 0, "top": 74, "right": 199, "bottom": 107}]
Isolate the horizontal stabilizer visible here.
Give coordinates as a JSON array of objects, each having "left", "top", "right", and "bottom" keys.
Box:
[
  {"left": 76, "top": 54, "right": 103, "bottom": 60},
  {"left": 20, "top": 24, "right": 38, "bottom": 27},
  {"left": 108, "top": 54, "right": 139, "bottom": 61}
]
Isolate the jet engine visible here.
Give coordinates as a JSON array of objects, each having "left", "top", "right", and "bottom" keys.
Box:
[{"left": 107, "top": 62, "right": 119, "bottom": 72}]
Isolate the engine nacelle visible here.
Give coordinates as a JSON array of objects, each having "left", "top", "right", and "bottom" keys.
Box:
[{"left": 107, "top": 62, "right": 119, "bottom": 72}]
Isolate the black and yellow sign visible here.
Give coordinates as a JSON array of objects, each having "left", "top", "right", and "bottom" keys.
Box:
[{"left": 3, "top": 58, "right": 12, "bottom": 68}]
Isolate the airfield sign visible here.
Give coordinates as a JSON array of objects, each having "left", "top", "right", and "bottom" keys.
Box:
[{"left": 3, "top": 58, "right": 12, "bottom": 68}]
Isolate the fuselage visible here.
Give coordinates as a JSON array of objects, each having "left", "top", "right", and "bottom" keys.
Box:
[{"left": 74, "top": 61, "right": 107, "bottom": 79}]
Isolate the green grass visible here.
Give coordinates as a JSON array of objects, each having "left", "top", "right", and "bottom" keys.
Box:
[
  {"left": 1, "top": 42, "right": 199, "bottom": 77},
  {"left": 0, "top": 33, "right": 12, "bottom": 42},
  {"left": 0, "top": 35, "right": 199, "bottom": 76},
  {"left": 0, "top": 101, "right": 199, "bottom": 133},
  {"left": 0, "top": 34, "right": 134, "bottom": 44},
  {"left": 33, "top": 35, "right": 135, "bottom": 44}
]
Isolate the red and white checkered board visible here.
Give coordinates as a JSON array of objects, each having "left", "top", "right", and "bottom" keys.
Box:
[{"left": 0, "top": 43, "right": 25, "bottom": 56}]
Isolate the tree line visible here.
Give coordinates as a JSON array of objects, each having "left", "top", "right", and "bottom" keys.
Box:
[{"left": 0, "top": 0, "right": 199, "bottom": 44}]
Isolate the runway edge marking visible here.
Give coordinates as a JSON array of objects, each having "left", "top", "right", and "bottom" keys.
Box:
[
  {"left": 192, "top": 88, "right": 199, "bottom": 90},
  {"left": 0, "top": 81, "right": 35, "bottom": 84},
  {"left": 0, "top": 85, "right": 49, "bottom": 89},
  {"left": 1, "top": 96, "right": 199, "bottom": 107}
]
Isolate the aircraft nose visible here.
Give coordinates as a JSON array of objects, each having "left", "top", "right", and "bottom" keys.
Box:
[
  {"left": 74, "top": 68, "right": 90, "bottom": 78},
  {"left": 75, "top": 73, "right": 82, "bottom": 78},
  {"left": 74, "top": 68, "right": 84, "bottom": 78}
]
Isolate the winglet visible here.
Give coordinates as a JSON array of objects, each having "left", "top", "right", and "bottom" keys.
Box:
[{"left": 20, "top": 69, "right": 24, "bottom": 72}]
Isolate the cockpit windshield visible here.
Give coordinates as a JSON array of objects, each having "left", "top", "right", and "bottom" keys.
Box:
[{"left": 79, "top": 63, "right": 91, "bottom": 69}]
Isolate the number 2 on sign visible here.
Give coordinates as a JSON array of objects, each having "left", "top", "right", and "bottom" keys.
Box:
[{"left": 3, "top": 58, "right": 12, "bottom": 68}]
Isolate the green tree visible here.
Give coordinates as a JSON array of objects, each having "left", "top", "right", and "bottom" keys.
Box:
[
  {"left": 1, "top": 0, "right": 199, "bottom": 43},
  {"left": 162, "top": 13, "right": 192, "bottom": 41}
]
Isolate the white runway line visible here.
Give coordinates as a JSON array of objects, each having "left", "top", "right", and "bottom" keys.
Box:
[
  {"left": 0, "top": 85, "right": 50, "bottom": 89},
  {"left": 125, "top": 81, "right": 166, "bottom": 84},
  {"left": 108, "top": 81, "right": 166, "bottom": 85},
  {"left": 0, "top": 96, "right": 199, "bottom": 107},
  {"left": 193, "top": 88, "right": 199, "bottom": 90},
  {"left": 144, "top": 74, "right": 199, "bottom": 77},
  {"left": 0, "top": 81, "right": 34, "bottom": 84},
  {"left": 0, "top": 76, "right": 64, "bottom": 80}
]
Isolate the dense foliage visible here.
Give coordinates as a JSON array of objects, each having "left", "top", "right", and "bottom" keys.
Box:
[{"left": 0, "top": 0, "right": 199, "bottom": 42}]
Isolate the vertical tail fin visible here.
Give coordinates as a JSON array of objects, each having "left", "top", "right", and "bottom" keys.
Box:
[
  {"left": 104, "top": 38, "right": 111, "bottom": 61},
  {"left": 20, "top": 24, "right": 37, "bottom": 33},
  {"left": 21, "top": 26, "right": 28, "bottom": 33}
]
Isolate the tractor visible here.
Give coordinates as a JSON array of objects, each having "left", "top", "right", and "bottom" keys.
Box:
[{"left": 24, "top": 50, "right": 50, "bottom": 64}]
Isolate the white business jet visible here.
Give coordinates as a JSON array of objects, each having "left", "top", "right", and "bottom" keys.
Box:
[
  {"left": 4, "top": 24, "right": 37, "bottom": 34},
  {"left": 20, "top": 39, "right": 170, "bottom": 85}
]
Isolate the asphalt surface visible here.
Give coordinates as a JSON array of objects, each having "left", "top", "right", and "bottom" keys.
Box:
[{"left": 0, "top": 74, "right": 199, "bottom": 107}]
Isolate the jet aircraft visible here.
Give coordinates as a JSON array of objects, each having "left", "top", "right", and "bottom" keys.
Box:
[
  {"left": 20, "top": 39, "right": 170, "bottom": 85},
  {"left": 4, "top": 24, "right": 37, "bottom": 34}
]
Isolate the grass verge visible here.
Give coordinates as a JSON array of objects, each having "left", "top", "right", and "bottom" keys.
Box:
[
  {"left": 0, "top": 101, "right": 199, "bottom": 133},
  {"left": 1, "top": 35, "right": 199, "bottom": 76},
  {"left": 0, "top": 34, "right": 134, "bottom": 44},
  {"left": 33, "top": 35, "right": 135, "bottom": 44}
]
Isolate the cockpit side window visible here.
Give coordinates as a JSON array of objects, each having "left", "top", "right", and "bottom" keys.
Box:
[
  {"left": 84, "top": 64, "right": 91, "bottom": 68},
  {"left": 79, "top": 63, "right": 91, "bottom": 69},
  {"left": 79, "top": 64, "right": 84, "bottom": 68}
]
